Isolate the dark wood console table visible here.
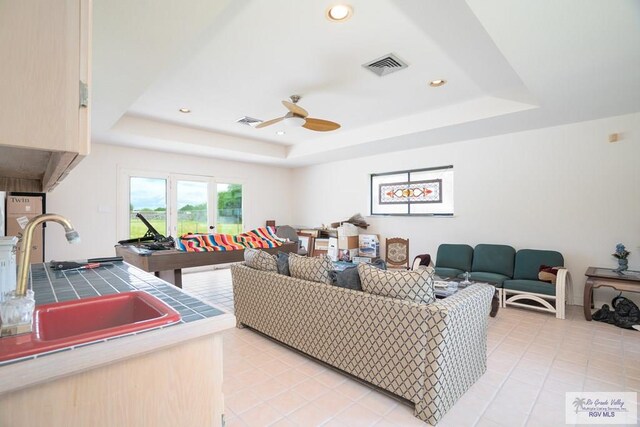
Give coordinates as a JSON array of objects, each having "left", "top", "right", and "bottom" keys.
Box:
[
  {"left": 583, "top": 267, "right": 640, "bottom": 320},
  {"left": 116, "top": 242, "right": 298, "bottom": 287}
]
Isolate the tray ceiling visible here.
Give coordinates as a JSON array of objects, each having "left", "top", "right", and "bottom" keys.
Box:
[{"left": 91, "top": 0, "right": 640, "bottom": 166}]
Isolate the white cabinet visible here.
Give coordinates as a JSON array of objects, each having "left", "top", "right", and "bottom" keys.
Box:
[{"left": 0, "top": 0, "right": 91, "bottom": 192}]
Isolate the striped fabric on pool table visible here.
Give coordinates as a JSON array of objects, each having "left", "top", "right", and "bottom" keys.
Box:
[{"left": 176, "top": 226, "right": 286, "bottom": 252}]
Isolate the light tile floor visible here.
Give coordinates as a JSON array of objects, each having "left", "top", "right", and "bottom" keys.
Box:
[
  {"left": 183, "top": 267, "right": 235, "bottom": 313},
  {"left": 183, "top": 268, "right": 640, "bottom": 427}
]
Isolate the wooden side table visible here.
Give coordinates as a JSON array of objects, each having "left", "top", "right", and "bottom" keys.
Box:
[{"left": 583, "top": 267, "right": 640, "bottom": 320}]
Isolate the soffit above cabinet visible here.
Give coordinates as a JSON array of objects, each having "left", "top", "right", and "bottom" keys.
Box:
[
  {"left": 0, "top": 147, "right": 81, "bottom": 193},
  {"left": 0, "top": 147, "right": 50, "bottom": 179}
]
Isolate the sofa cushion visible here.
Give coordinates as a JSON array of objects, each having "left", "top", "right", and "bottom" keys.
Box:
[
  {"left": 289, "top": 253, "right": 333, "bottom": 284},
  {"left": 471, "top": 244, "right": 515, "bottom": 277},
  {"left": 329, "top": 258, "right": 387, "bottom": 291},
  {"left": 503, "top": 279, "right": 556, "bottom": 296},
  {"left": 358, "top": 263, "right": 435, "bottom": 304},
  {"left": 435, "top": 267, "right": 464, "bottom": 279},
  {"left": 513, "top": 249, "right": 564, "bottom": 280},
  {"left": 329, "top": 266, "right": 362, "bottom": 290},
  {"left": 244, "top": 248, "right": 277, "bottom": 272},
  {"left": 468, "top": 272, "right": 510, "bottom": 287},
  {"left": 435, "top": 244, "right": 473, "bottom": 272},
  {"left": 276, "top": 251, "right": 291, "bottom": 276}
]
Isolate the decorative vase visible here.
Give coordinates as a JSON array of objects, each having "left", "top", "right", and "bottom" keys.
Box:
[{"left": 616, "top": 258, "right": 628, "bottom": 273}]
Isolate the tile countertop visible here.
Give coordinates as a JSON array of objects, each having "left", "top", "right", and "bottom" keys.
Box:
[
  {"left": 31, "top": 261, "right": 224, "bottom": 323},
  {"left": 0, "top": 262, "right": 236, "bottom": 394}
]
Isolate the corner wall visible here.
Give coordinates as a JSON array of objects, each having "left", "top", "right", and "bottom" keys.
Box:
[
  {"left": 45, "top": 143, "right": 293, "bottom": 260},
  {"left": 291, "top": 112, "right": 640, "bottom": 306}
]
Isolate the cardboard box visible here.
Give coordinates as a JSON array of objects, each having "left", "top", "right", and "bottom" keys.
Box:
[
  {"left": 358, "top": 234, "right": 380, "bottom": 258},
  {"left": 337, "top": 223, "right": 358, "bottom": 237},
  {"left": 327, "top": 237, "right": 338, "bottom": 261},
  {"left": 314, "top": 238, "right": 329, "bottom": 251},
  {"left": 6, "top": 194, "right": 43, "bottom": 216},
  {"left": 352, "top": 256, "right": 372, "bottom": 264},
  {"left": 338, "top": 235, "right": 359, "bottom": 249},
  {"left": 5, "top": 194, "right": 44, "bottom": 264}
]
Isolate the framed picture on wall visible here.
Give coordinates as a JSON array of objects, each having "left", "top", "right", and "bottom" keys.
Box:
[{"left": 370, "top": 165, "right": 454, "bottom": 216}]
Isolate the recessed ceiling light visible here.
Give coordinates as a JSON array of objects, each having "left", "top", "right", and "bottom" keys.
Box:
[
  {"left": 326, "top": 5, "right": 353, "bottom": 22},
  {"left": 276, "top": 131, "right": 286, "bottom": 136},
  {"left": 178, "top": 108, "right": 191, "bottom": 113},
  {"left": 429, "top": 79, "right": 447, "bottom": 88}
]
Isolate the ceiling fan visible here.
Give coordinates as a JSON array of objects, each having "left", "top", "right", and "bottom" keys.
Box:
[{"left": 256, "top": 95, "right": 341, "bottom": 132}]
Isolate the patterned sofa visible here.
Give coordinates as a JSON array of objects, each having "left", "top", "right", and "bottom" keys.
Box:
[{"left": 231, "top": 263, "right": 494, "bottom": 425}]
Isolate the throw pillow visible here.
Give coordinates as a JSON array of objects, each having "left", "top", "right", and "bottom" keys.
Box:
[
  {"left": 329, "top": 258, "right": 387, "bottom": 291},
  {"left": 358, "top": 263, "right": 435, "bottom": 304},
  {"left": 289, "top": 253, "right": 333, "bottom": 284},
  {"left": 538, "top": 265, "right": 561, "bottom": 285},
  {"left": 276, "top": 251, "right": 291, "bottom": 276},
  {"left": 244, "top": 247, "right": 277, "bottom": 272}
]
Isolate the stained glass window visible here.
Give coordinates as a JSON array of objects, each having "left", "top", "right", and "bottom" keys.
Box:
[{"left": 370, "top": 166, "right": 454, "bottom": 216}]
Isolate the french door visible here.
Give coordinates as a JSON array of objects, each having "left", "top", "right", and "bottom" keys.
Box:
[
  {"left": 121, "top": 170, "right": 244, "bottom": 240},
  {"left": 172, "top": 175, "right": 213, "bottom": 236}
]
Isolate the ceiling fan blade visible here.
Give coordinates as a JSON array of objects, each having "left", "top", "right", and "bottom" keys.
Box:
[
  {"left": 303, "top": 118, "right": 341, "bottom": 132},
  {"left": 255, "top": 117, "right": 284, "bottom": 128},
  {"left": 282, "top": 100, "right": 309, "bottom": 118}
]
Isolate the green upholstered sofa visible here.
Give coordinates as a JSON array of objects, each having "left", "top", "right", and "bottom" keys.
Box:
[
  {"left": 434, "top": 244, "right": 473, "bottom": 278},
  {"left": 434, "top": 244, "right": 569, "bottom": 319},
  {"left": 503, "top": 249, "right": 568, "bottom": 319},
  {"left": 469, "top": 244, "right": 515, "bottom": 286}
]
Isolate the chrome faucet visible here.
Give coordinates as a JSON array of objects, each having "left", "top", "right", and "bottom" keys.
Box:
[{"left": 15, "top": 214, "right": 80, "bottom": 297}]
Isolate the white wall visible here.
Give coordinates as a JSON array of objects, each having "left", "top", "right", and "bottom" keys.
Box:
[
  {"left": 291, "top": 112, "right": 640, "bottom": 306},
  {"left": 45, "top": 143, "right": 293, "bottom": 260}
]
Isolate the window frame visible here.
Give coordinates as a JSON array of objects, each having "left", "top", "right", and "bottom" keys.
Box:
[{"left": 369, "top": 165, "right": 454, "bottom": 217}]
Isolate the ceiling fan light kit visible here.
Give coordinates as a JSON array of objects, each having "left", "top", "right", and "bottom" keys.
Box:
[{"left": 285, "top": 116, "right": 306, "bottom": 127}]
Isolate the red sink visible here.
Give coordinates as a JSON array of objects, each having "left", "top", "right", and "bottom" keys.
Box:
[{"left": 0, "top": 291, "right": 181, "bottom": 362}]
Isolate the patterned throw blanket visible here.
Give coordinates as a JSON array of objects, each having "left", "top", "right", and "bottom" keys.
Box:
[{"left": 175, "top": 226, "right": 287, "bottom": 252}]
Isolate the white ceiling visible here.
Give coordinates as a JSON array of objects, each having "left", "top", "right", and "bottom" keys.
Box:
[{"left": 92, "top": 0, "right": 640, "bottom": 167}]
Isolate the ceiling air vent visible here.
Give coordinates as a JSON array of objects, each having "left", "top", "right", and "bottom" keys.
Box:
[
  {"left": 235, "top": 116, "right": 263, "bottom": 127},
  {"left": 363, "top": 53, "right": 408, "bottom": 77}
]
